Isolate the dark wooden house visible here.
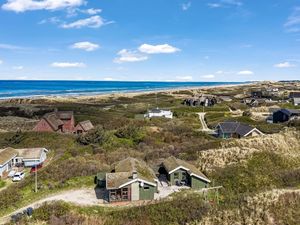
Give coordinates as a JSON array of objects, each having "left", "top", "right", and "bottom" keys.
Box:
[{"left": 273, "top": 109, "right": 300, "bottom": 123}]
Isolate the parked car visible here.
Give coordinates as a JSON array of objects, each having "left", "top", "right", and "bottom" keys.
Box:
[
  {"left": 8, "top": 170, "right": 16, "bottom": 178},
  {"left": 12, "top": 172, "right": 25, "bottom": 182},
  {"left": 30, "top": 164, "right": 43, "bottom": 173}
]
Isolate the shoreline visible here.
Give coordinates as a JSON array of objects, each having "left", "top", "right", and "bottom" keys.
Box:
[{"left": 0, "top": 82, "right": 255, "bottom": 103}]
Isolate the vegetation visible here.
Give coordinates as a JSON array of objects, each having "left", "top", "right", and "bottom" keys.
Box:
[
  {"left": 28, "top": 194, "right": 209, "bottom": 225},
  {"left": 0, "top": 82, "right": 299, "bottom": 224}
]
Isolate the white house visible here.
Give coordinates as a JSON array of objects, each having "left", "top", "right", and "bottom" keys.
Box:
[
  {"left": 144, "top": 108, "right": 173, "bottom": 119},
  {"left": 0, "top": 147, "right": 48, "bottom": 178},
  {"left": 0, "top": 148, "right": 18, "bottom": 177},
  {"left": 14, "top": 148, "right": 48, "bottom": 167},
  {"left": 293, "top": 97, "right": 300, "bottom": 106}
]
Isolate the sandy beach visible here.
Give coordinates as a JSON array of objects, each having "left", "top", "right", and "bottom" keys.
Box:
[{"left": 0, "top": 82, "right": 255, "bottom": 104}]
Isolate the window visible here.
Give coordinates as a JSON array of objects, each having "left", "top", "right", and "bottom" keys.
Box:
[
  {"left": 144, "top": 186, "right": 150, "bottom": 190},
  {"left": 174, "top": 172, "right": 179, "bottom": 180}
]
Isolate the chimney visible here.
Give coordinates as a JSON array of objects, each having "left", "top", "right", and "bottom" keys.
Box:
[{"left": 132, "top": 170, "right": 138, "bottom": 179}]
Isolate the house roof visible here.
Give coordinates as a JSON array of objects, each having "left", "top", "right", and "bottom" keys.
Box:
[
  {"left": 42, "top": 111, "right": 73, "bottom": 131},
  {"left": 106, "top": 172, "right": 132, "bottom": 189},
  {"left": 162, "top": 156, "right": 210, "bottom": 183},
  {"left": 15, "top": 148, "right": 47, "bottom": 160},
  {"left": 0, "top": 148, "right": 18, "bottom": 166},
  {"left": 77, "top": 120, "right": 94, "bottom": 131},
  {"left": 106, "top": 157, "right": 157, "bottom": 189},
  {"left": 148, "top": 108, "right": 171, "bottom": 114},
  {"left": 289, "top": 92, "right": 300, "bottom": 98},
  {"left": 277, "top": 109, "right": 300, "bottom": 117},
  {"left": 216, "top": 121, "right": 257, "bottom": 137}
]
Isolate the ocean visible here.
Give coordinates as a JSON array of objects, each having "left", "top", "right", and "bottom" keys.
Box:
[{"left": 0, "top": 80, "right": 245, "bottom": 99}]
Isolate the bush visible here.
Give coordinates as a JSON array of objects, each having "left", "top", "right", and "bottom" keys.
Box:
[
  {"left": 105, "top": 194, "right": 209, "bottom": 225},
  {"left": 77, "top": 126, "right": 108, "bottom": 146},
  {"left": 32, "top": 202, "right": 71, "bottom": 221},
  {"left": 5, "top": 130, "right": 25, "bottom": 145},
  {"left": 115, "top": 123, "right": 144, "bottom": 143}
]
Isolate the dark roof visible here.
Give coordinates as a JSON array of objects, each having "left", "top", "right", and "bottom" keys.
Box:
[
  {"left": 289, "top": 92, "right": 300, "bottom": 98},
  {"left": 43, "top": 111, "right": 73, "bottom": 131},
  {"left": 162, "top": 156, "right": 210, "bottom": 182},
  {"left": 276, "top": 109, "right": 300, "bottom": 117},
  {"left": 217, "top": 122, "right": 255, "bottom": 136}
]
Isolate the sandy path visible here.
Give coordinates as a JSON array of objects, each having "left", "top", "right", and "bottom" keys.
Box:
[
  {"left": 0, "top": 188, "right": 103, "bottom": 225},
  {"left": 197, "top": 113, "right": 214, "bottom": 132}
]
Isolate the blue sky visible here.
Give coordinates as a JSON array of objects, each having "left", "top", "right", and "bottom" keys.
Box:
[{"left": 0, "top": 0, "right": 299, "bottom": 81}]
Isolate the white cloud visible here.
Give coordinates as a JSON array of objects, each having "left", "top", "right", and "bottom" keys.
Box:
[
  {"left": 0, "top": 43, "right": 25, "bottom": 50},
  {"left": 175, "top": 76, "right": 193, "bottom": 81},
  {"left": 215, "top": 70, "right": 224, "bottom": 74},
  {"left": 61, "top": 15, "right": 107, "bottom": 29},
  {"left": 237, "top": 70, "right": 254, "bottom": 75},
  {"left": 201, "top": 74, "right": 215, "bottom": 79},
  {"left": 208, "top": 0, "right": 242, "bottom": 8},
  {"left": 12, "top": 66, "right": 23, "bottom": 70},
  {"left": 182, "top": 2, "right": 191, "bottom": 11},
  {"left": 0, "top": 60, "right": 3, "bottom": 65},
  {"left": 114, "top": 49, "right": 148, "bottom": 63},
  {"left": 51, "top": 62, "right": 86, "bottom": 68},
  {"left": 38, "top": 16, "right": 61, "bottom": 25},
  {"left": 274, "top": 62, "right": 296, "bottom": 68},
  {"left": 207, "top": 3, "right": 222, "bottom": 8},
  {"left": 71, "top": 41, "right": 99, "bottom": 51},
  {"left": 284, "top": 7, "right": 300, "bottom": 32},
  {"left": 2, "top": 0, "right": 85, "bottom": 12},
  {"left": 138, "top": 44, "right": 180, "bottom": 54},
  {"left": 84, "top": 8, "right": 101, "bottom": 15}
]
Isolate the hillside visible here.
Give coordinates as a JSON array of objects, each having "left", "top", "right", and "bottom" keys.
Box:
[{"left": 0, "top": 82, "right": 299, "bottom": 225}]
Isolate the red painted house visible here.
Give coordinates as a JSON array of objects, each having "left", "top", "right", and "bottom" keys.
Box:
[
  {"left": 33, "top": 111, "right": 75, "bottom": 133},
  {"left": 33, "top": 111, "right": 94, "bottom": 134}
]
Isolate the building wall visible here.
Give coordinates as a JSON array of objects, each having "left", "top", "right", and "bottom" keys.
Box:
[
  {"left": 33, "top": 119, "right": 55, "bottom": 132},
  {"left": 273, "top": 111, "right": 289, "bottom": 123},
  {"left": 62, "top": 116, "right": 75, "bottom": 133},
  {"left": 169, "top": 168, "right": 189, "bottom": 185},
  {"left": 191, "top": 176, "right": 209, "bottom": 189},
  {"left": 0, "top": 159, "right": 13, "bottom": 177},
  {"left": 0, "top": 164, "right": 8, "bottom": 177},
  {"left": 139, "top": 183, "right": 156, "bottom": 200},
  {"left": 131, "top": 182, "right": 140, "bottom": 201}
]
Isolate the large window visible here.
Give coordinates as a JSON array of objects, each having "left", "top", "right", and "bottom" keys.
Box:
[{"left": 110, "top": 188, "right": 130, "bottom": 202}]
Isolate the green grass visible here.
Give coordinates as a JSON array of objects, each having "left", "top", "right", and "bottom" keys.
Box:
[
  {"left": 211, "top": 152, "right": 300, "bottom": 207},
  {"left": 0, "top": 180, "right": 5, "bottom": 189}
]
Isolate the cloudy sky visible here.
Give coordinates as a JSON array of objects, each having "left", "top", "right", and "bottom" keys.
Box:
[{"left": 0, "top": 0, "right": 299, "bottom": 81}]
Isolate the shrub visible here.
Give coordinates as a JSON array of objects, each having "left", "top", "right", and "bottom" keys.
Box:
[
  {"left": 115, "top": 123, "right": 144, "bottom": 143},
  {"left": 32, "top": 202, "right": 71, "bottom": 221},
  {"left": 77, "top": 126, "right": 108, "bottom": 146},
  {"left": 5, "top": 130, "right": 25, "bottom": 145}
]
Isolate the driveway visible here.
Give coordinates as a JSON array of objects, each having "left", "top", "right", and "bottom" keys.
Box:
[{"left": 0, "top": 188, "right": 105, "bottom": 225}]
